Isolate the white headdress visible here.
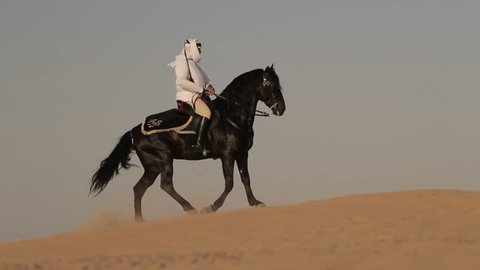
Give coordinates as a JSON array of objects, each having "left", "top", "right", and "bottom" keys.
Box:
[{"left": 168, "top": 38, "right": 201, "bottom": 68}]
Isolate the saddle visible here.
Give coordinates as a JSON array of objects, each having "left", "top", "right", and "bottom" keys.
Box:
[{"left": 140, "top": 108, "right": 219, "bottom": 136}]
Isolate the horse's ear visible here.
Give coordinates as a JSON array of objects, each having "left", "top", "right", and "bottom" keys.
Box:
[{"left": 265, "top": 64, "right": 274, "bottom": 72}]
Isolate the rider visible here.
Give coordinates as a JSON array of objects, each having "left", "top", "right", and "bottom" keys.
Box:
[{"left": 168, "top": 38, "right": 216, "bottom": 151}]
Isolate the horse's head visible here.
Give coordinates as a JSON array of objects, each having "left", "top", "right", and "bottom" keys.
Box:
[{"left": 259, "top": 65, "right": 286, "bottom": 116}]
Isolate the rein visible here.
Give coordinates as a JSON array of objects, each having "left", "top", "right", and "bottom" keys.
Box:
[
  {"left": 183, "top": 40, "right": 197, "bottom": 83},
  {"left": 211, "top": 93, "right": 270, "bottom": 117}
]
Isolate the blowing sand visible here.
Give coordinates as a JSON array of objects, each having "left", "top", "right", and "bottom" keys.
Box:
[{"left": 1, "top": 189, "right": 480, "bottom": 269}]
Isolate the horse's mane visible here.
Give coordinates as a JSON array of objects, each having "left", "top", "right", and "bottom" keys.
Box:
[
  {"left": 211, "top": 69, "right": 262, "bottom": 112},
  {"left": 219, "top": 69, "right": 263, "bottom": 97}
]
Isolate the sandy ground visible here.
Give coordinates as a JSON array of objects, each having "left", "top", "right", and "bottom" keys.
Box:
[{"left": 1, "top": 189, "right": 480, "bottom": 269}]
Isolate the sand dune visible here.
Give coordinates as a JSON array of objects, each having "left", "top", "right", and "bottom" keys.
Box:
[{"left": 1, "top": 189, "right": 480, "bottom": 269}]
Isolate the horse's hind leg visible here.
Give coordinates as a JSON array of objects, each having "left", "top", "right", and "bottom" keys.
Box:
[
  {"left": 160, "top": 159, "right": 197, "bottom": 213},
  {"left": 134, "top": 169, "right": 160, "bottom": 222},
  {"left": 134, "top": 148, "right": 162, "bottom": 222}
]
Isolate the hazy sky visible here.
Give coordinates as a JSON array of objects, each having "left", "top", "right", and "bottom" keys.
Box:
[{"left": 1, "top": 0, "right": 479, "bottom": 243}]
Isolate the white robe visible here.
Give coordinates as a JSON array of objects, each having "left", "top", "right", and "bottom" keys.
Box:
[{"left": 168, "top": 39, "right": 213, "bottom": 102}]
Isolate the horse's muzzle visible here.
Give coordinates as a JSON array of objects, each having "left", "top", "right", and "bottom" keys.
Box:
[{"left": 270, "top": 101, "right": 285, "bottom": 116}]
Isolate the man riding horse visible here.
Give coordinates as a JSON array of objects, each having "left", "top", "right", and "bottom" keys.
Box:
[
  {"left": 168, "top": 38, "right": 215, "bottom": 153},
  {"left": 90, "top": 38, "right": 286, "bottom": 221}
]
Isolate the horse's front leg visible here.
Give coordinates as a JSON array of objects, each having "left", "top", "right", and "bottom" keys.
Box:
[
  {"left": 236, "top": 154, "right": 265, "bottom": 207},
  {"left": 201, "top": 156, "right": 235, "bottom": 213}
]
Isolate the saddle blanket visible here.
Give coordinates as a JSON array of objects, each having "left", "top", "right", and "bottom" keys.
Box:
[{"left": 141, "top": 109, "right": 194, "bottom": 135}]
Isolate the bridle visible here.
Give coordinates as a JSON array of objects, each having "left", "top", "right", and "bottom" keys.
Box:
[{"left": 263, "top": 77, "right": 281, "bottom": 115}]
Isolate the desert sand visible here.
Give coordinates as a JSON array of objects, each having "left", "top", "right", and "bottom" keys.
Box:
[{"left": 1, "top": 189, "right": 480, "bottom": 269}]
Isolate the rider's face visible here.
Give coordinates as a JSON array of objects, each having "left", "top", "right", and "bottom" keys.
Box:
[{"left": 196, "top": 43, "right": 202, "bottom": 54}]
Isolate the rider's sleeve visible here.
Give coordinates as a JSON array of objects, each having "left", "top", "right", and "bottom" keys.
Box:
[{"left": 175, "top": 60, "right": 204, "bottom": 94}]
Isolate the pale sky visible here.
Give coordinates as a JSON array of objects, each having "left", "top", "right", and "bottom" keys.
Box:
[{"left": 1, "top": 0, "right": 479, "bottom": 243}]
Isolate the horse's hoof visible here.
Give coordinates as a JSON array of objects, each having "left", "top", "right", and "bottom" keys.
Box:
[
  {"left": 254, "top": 202, "right": 266, "bottom": 208},
  {"left": 135, "top": 216, "right": 145, "bottom": 222},
  {"left": 200, "top": 205, "right": 214, "bottom": 214},
  {"left": 185, "top": 209, "right": 198, "bottom": 215}
]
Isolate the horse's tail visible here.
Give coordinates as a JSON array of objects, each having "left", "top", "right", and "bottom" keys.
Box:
[{"left": 90, "top": 131, "right": 134, "bottom": 196}]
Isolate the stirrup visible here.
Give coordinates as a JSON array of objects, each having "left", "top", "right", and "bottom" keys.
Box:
[{"left": 192, "top": 144, "right": 209, "bottom": 156}]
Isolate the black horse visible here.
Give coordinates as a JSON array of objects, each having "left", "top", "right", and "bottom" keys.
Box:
[{"left": 90, "top": 65, "right": 285, "bottom": 221}]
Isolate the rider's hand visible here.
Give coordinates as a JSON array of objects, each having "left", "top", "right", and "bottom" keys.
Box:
[{"left": 206, "top": 85, "right": 216, "bottom": 95}]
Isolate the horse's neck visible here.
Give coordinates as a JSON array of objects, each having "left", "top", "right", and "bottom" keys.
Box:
[
  {"left": 221, "top": 91, "right": 258, "bottom": 130},
  {"left": 218, "top": 71, "right": 261, "bottom": 130}
]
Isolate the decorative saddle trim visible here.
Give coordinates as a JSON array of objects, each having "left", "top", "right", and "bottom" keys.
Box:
[
  {"left": 141, "top": 115, "right": 194, "bottom": 135},
  {"left": 141, "top": 116, "right": 193, "bottom": 135}
]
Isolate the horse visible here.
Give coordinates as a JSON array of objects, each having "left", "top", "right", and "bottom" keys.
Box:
[{"left": 90, "top": 65, "right": 286, "bottom": 221}]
